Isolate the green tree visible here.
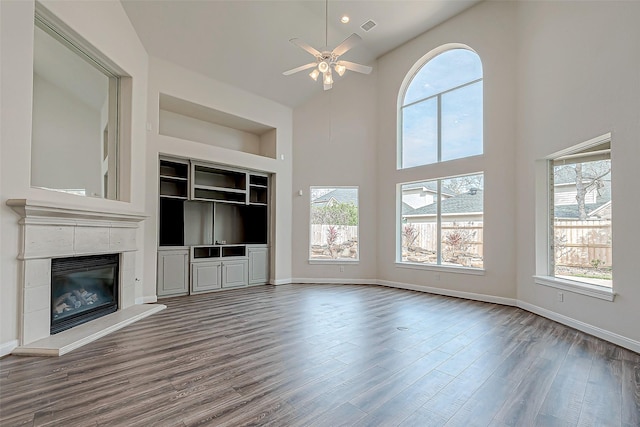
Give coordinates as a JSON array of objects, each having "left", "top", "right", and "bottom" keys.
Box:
[{"left": 311, "top": 202, "right": 358, "bottom": 226}]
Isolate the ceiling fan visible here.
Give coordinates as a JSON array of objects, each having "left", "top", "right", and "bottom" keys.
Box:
[{"left": 283, "top": 0, "right": 373, "bottom": 90}]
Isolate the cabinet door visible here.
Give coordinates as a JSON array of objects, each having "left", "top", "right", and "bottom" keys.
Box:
[
  {"left": 157, "top": 249, "right": 189, "bottom": 297},
  {"left": 248, "top": 248, "right": 269, "bottom": 285},
  {"left": 191, "top": 262, "right": 222, "bottom": 293},
  {"left": 221, "top": 260, "right": 248, "bottom": 288}
]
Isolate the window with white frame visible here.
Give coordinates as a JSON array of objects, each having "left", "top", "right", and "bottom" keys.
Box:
[
  {"left": 399, "top": 48, "right": 483, "bottom": 169},
  {"left": 400, "top": 173, "right": 484, "bottom": 269},
  {"left": 310, "top": 187, "right": 359, "bottom": 262},
  {"left": 548, "top": 139, "right": 612, "bottom": 288},
  {"left": 396, "top": 45, "right": 485, "bottom": 272}
]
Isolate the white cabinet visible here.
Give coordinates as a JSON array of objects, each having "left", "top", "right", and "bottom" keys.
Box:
[
  {"left": 221, "top": 260, "right": 249, "bottom": 288},
  {"left": 191, "top": 261, "right": 222, "bottom": 293},
  {"left": 248, "top": 247, "right": 269, "bottom": 285},
  {"left": 191, "top": 258, "right": 247, "bottom": 292},
  {"left": 157, "top": 249, "right": 189, "bottom": 297}
]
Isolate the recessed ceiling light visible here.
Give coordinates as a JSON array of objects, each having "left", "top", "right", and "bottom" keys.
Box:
[{"left": 340, "top": 15, "right": 350, "bottom": 24}]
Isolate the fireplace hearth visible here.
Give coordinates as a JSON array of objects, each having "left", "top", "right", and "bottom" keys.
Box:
[{"left": 51, "top": 254, "right": 119, "bottom": 334}]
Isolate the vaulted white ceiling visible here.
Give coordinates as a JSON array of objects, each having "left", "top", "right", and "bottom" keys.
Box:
[{"left": 122, "top": 0, "right": 481, "bottom": 108}]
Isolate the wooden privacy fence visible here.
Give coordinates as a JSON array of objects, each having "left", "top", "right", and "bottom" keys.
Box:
[
  {"left": 311, "top": 224, "right": 358, "bottom": 246},
  {"left": 554, "top": 220, "right": 612, "bottom": 267},
  {"left": 404, "top": 222, "right": 484, "bottom": 257}
]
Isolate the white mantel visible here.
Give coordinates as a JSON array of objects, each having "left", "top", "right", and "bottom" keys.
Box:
[{"left": 7, "top": 199, "right": 165, "bottom": 356}]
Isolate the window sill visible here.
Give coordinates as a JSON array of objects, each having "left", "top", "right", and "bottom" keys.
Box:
[
  {"left": 309, "top": 259, "right": 359, "bottom": 265},
  {"left": 395, "top": 262, "right": 485, "bottom": 276},
  {"left": 534, "top": 275, "right": 615, "bottom": 302}
]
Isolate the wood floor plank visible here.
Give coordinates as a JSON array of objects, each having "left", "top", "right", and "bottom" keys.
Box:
[{"left": 1, "top": 283, "right": 638, "bottom": 427}]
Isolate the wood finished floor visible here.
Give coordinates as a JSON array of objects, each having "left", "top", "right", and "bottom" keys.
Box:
[{"left": 1, "top": 284, "right": 639, "bottom": 427}]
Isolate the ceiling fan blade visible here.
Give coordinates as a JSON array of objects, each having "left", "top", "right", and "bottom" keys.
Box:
[
  {"left": 339, "top": 60, "right": 373, "bottom": 75},
  {"left": 332, "top": 33, "right": 362, "bottom": 57},
  {"left": 289, "top": 38, "right": 322, "bottom": 57},
  {"left": 282, "top": 62, "right": 318, "bottom": 76}
]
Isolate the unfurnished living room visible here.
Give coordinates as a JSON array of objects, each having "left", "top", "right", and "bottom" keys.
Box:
[{"left": 1, "top": 0, "right": 639, "bottom": 426}]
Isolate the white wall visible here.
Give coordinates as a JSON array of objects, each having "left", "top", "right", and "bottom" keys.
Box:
[
  {"left": 0, "top": 0, "right": 148, "bottom": 352},
  {"left": 31, "top": 74, "right": 103, "bottom": 196},
  {"left": 515, "top": 1, "right": 640, "bottom": 345},
  {"left": 375, "top": 1, "right": 518, "bottom": 301},
  {"left": 292, "top": 71, "right": 378, "bottom": 282},
  {"left": 144, "top": 56, "right": 293, "bottom": 297}
]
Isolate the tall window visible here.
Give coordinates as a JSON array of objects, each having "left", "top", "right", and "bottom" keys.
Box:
[
  {"left": 400, "top": 173, "right": 484, "bottom": 269},
  {"left": 400, "top": 48, "right": 483, "bottom": 169},
  {"left": 550, "top": 140, "right": 612, "bottom": 288},
  {"left": 310, "top": 187, "right": 359, "bottom": 262}
]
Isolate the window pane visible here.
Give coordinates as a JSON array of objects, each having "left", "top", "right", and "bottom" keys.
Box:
[
  {"left": 404, "top": 49, "right": 482, "bottom": 105},
  {"left": 441, "top": 81, "right": 483, "bottom": 162},
  {"left": 552, "top": 157, "right": 612, "bottom": 287},
  {"left": 400, "top": 173, "right": 483, "bottom": 269},
  {"left": 440, "top": 175, "right": 484, "bottom": 268},
  {"left": 401, "top": 181, "right": 439, "bottom": 264},
  {"left": 402, "top": 98, "right": 438, "bottom": 168},
  {"left": 310, "top": 187, "right": 359, "bottom": 261}
]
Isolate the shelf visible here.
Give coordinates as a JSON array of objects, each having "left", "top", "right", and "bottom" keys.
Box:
[
  {"left": 193, "top": 246, "right": 220, "bottom": 259},
  {"left": 160, "top": 175, "right": 188, "bottom": 182},
  {"left": 249, "top": 175, "right": 268, "bottom": 187},
  {"left": 194, "top": 165, "right": 246, "bottom": 191},
  {"left": 193, "top": 188, "right": 246, "bottom": 203},
  {"left": 222, "top": 246, "right": 246, "bottom": 257},
  {"left": 160, "top": 178, "right": 188, "bottom": 198},
  {"left": 249, "top": 186, "right": 268, "bottom": 204},
  {"left": 194, "top": 184, "right": 246, "bottom": 194},
  {"left": 160, "top": 194, "right": 188, "bottom": 200},
  {"left": 160, "top": 161, "right": 188, "bottom": 180}
]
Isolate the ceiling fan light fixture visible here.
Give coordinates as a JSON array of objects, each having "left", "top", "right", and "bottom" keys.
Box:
[
  {"left": 323, "top": 70, "right": 333, "bottom": 85},
  {"left": 334, "top": 63, "right": 346, "bottom": 76},
  {"left": 318, "top": 61, "right": 329, "bottom": 73},
  {"left": 309, "top": 68, "right": 320, "bottom": 81}
]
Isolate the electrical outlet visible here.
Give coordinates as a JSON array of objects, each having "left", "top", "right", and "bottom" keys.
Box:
[
  {"left": 557, "top": 291, "right": 564, "bottom": 302},
  {"left": 340, "top": 266, "right": 345, "bottom": 272}
]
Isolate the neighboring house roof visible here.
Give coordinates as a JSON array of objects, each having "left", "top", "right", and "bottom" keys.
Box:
[
  {"left": 405, "top": 189, "right": 483, "bottom": 216},
  {"left": 402, "top": 181, "right": 455, "bottom": 197},
  {"left": 401, "top": 202, "right": 414, "bottom": 215},
  {"left": 554, "top": 201, "right": 609, "bottom": 219},
  {"left": 312, "top": 188, "right": 358, "bottom": 205}
]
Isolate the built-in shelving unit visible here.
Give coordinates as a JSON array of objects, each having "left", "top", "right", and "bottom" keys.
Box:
[
  {"left": 157, "top": 156, "right": 270, "bottom": 297},
  {"left": 159, "top": 160, "right": 189, "bottom": 199}
]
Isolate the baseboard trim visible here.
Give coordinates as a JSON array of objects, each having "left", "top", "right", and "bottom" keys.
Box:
[
  {"left": 517, "top": 301, "right": 640, "bottom": 354},
  {"left": 376, "top": 279, "right": 518, "bottom": 307},
  {"left": 0, "top": 340, "right": 19, "bottom": 358},
  {"left": 291, "top": 278, "right": 377, "bottom": 285},
  {"left": 136, "top": 296, "right": 158, "bottom": 304},
  {"left": 272, "top": 278, "right": 292, "bottom": 285}
]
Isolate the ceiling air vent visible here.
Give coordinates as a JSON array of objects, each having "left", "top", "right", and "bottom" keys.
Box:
[{"left": 361, "top": 20, "right": 377, "bottom": 32}]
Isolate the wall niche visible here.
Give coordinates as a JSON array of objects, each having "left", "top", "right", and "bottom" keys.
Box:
[{"left": 158, "top": 93, "right": 277, "bottom": 159}]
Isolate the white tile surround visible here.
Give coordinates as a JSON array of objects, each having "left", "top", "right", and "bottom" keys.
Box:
[{"left": 7, "top": 199, "right": 165, "bottom": 356}]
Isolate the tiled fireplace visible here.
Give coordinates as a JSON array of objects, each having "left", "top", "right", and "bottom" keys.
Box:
[{"left": 7, "top": 199, "right": 165, "bottom": 356}]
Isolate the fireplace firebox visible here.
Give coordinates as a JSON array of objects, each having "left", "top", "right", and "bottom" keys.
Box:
[{"left": 50, "top": 254, "right": 119, "bottom": 334}]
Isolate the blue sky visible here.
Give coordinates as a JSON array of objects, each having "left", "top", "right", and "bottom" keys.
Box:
[{"left": 402, "top": 49, "right": 483, "bottom": 168}]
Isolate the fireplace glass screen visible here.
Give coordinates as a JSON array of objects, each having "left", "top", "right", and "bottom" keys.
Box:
[{"left": 51, "top": 254, "right": 119, "bottom": 334}]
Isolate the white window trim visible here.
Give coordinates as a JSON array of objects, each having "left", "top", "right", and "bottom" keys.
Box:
[
  {"left": 534, "top": 132, "right": 613, "bottom": 301},
  {"left": 309, "top": 259, "right": 360, "bottom": 265},
  {"left": 396, "top": 262, "right": 485, "bottom": 276},
  {"left": 309, "top": 186, "right": 360, "bottom": 263},
  {"left": 534, "top": 275, "right": 615, "bottom": 302},
  {"left": 397, "top": 173, "right": 484, "bottom": 271}
]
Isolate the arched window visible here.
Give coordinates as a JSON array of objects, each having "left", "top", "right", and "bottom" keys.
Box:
[{"left": 399, "top": 48, "right": 483, "bottom": 169}]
